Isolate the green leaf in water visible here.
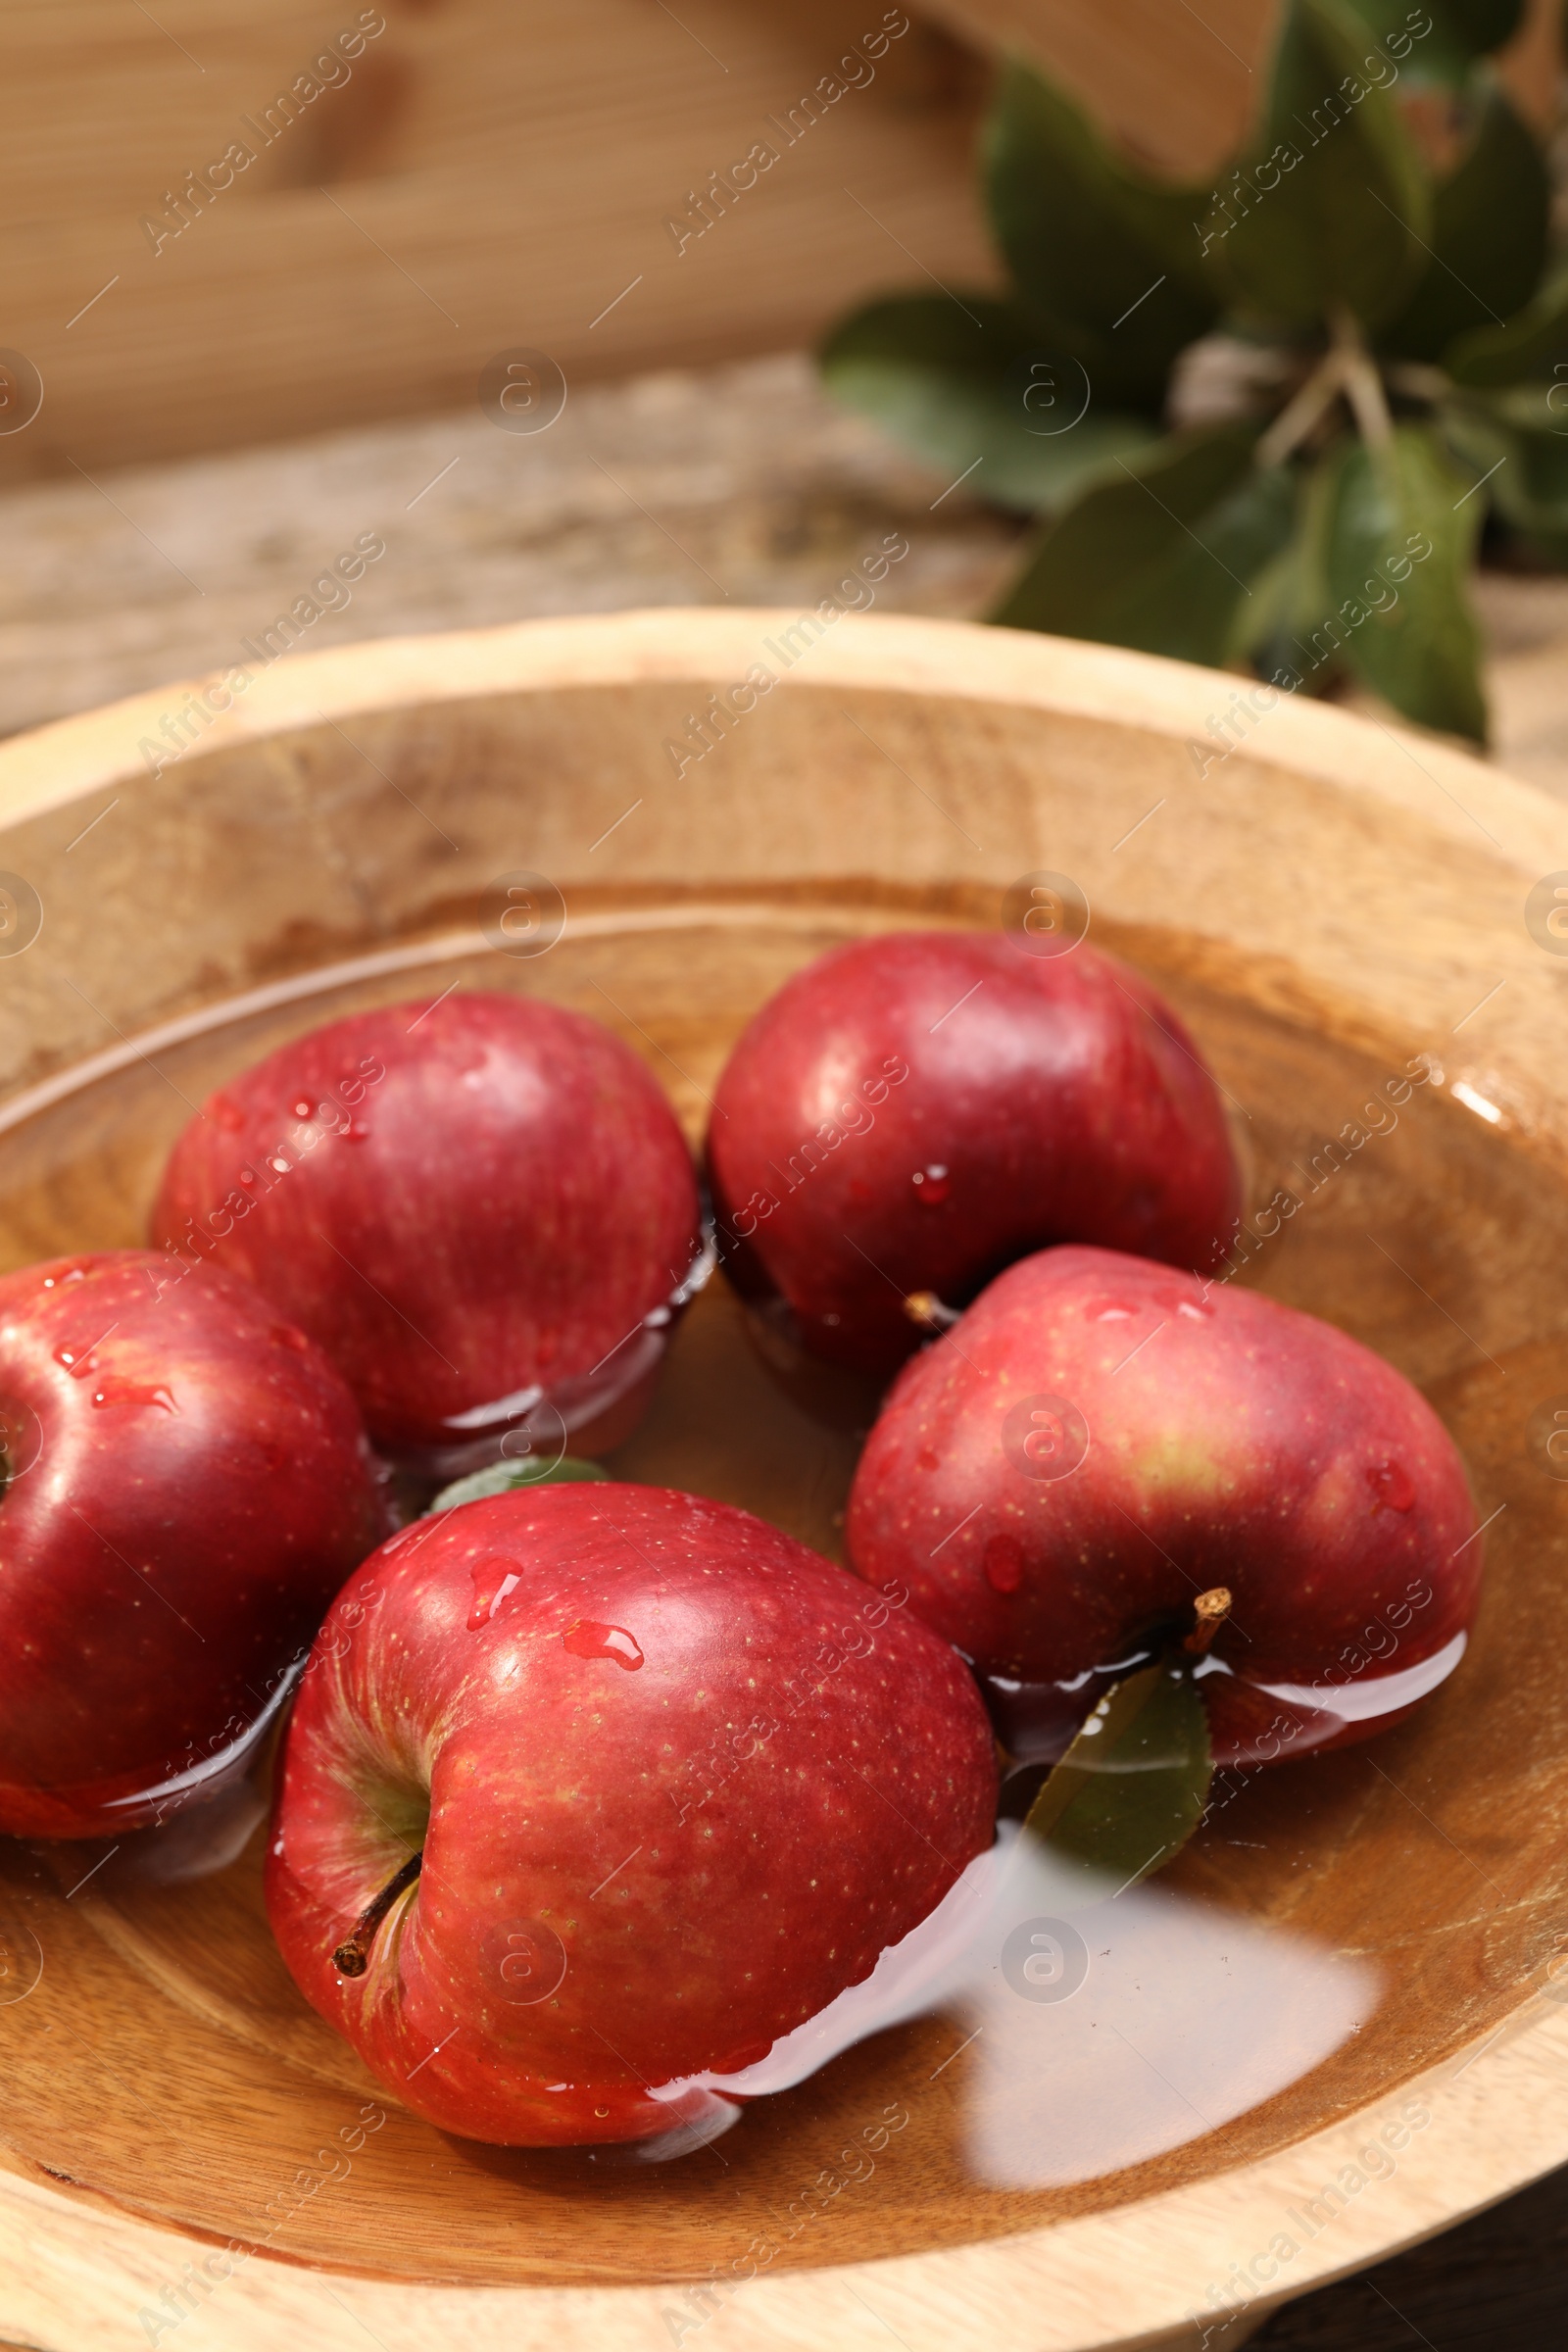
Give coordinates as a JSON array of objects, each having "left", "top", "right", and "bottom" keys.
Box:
[
  {"left": 1022, "top": 1656, "right": 1213, "bottom": 1893},
  {"left": 426, "top": 1456, "right": 610, "bottom": 1514}
]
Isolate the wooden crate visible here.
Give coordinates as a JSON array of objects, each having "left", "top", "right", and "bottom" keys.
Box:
[
  {"left": 3, "top": 0, "right": 1557, "bottom": 479},
  {"left": 0, "top": 0, "right": 990, "bottom": 479}
]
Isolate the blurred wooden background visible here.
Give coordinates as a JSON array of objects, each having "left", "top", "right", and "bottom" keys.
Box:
[
  {"left": 1, "top": 0, "right": 990, "bottom": 479},
  {"left": 933, "top": 0, "right": 1561, "bottom": 167},
  {"left": 4, "top": 0, "right": 1557, "bottom": 484}
]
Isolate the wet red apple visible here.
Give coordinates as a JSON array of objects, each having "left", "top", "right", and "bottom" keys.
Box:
[
  {"left": 847, "top": 1247, "right": 1482, "bottom": 1767},
  {"left": 151, "top": 992, "right": 705, "bottom": 1473},
  {"left": 0, "top": 1250, "right": 385, "bottom": 1838},
  {"left": 706, "top": 931, "right": 1241, "bottom": 1375},
  {"left": 266, "top": 1482, "right": 998, "bottom": 2144}
]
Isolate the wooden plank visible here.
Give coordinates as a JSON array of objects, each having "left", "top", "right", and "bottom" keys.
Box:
[
  {"left": 7, "top": 0, "right": 1560, "bottom": 479},
  {"left": 916, "top": 0, "right": 1269, "bottom": 173},
  {"left": 0, "top": 353, "right": 1027, "bottom": 744},
  {"left": 919, "top": 0, "right": 1562, "bottom": 173},
  {"left": 0, "top": 0, "right": 990, "bottom": 478}
]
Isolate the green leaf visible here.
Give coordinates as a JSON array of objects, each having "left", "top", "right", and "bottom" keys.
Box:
[
  {"left": 1441, "top": 384, "right": 1568, "bottom": 534},
  {"left": 1339, "top": 0, "right": 1524, "bottom": 79},
  {"left": 1232, "top": 442, "right": 1348, "bottom": 688},
  {"left": 819, "top": 295, "right": 1156, "bottom": 514},
  {"left": 1439, "top": 0, "right": 1525, "bottom": 49},
  {"left": 1023, "top": 1659, "right": 1212, "bottom": 1891},
  {"left": 1377, "top": 80, "right": 1547, "bottom": 361},
  {"left": 991, "top": 428, "right": 1298, "bottom": 667},
  {"left": 1324, "top": 422, "right": 1488, "bottom": 739},
  {"left": 426, "top": 1456, "right": 610, "bottom": 1513},
  {"left": 1216, "top": 0, "right": 1431, "bottom": 327},
  {"left": 1446, "top": 269, "right": 1568, "bottom": 384},
  {"left": 984, "top": 62, "right": 1220, "bottom": 410}
]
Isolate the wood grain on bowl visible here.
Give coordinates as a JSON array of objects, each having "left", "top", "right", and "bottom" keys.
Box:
[{"left": 0, "top": 612, "right": 1567, "bottom": 2351}]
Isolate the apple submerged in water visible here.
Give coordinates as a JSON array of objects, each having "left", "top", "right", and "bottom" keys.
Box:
[
  {"left": 847, "top": 1247, "right": 1483, "bottom": 1767},
  {"left": 265, "top": 1483, "right": 998, "bottom": 2145},
  {"left": 706, "top": 930, "right": 1242, "bottom": 1377},
  {"left": 0, "top": 1250, "right": 385, "bottom": 1839},
  {"left": 151, "top": 992, "right": 705, "bottom": 1471}
]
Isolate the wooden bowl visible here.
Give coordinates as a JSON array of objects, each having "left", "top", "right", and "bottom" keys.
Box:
[{"left": 2, "top": 611, "right": 1568, "bottom": 2352}]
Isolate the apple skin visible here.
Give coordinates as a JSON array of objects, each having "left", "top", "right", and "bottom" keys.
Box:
[
  {"left": 151, "top": 992, "right": 703, "bottom": 1465},
  {"left": 706, "top": 931, "right": 1242, "bottom": 1375},
  {"left": 846, "top": 1247, "right": 1482, "bottom": 1767},
  {"left": 265, "top": 1482, "right": 998, "bottom": 2145},
  {"left": 0, "top": 1250, "right": 386, "bottom": 1838}
]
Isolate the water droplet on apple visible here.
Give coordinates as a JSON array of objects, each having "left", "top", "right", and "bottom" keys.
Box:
[
  {"left": 344, "top": 1119, "right": 370, "bottom": 1142},
  {"left": 292, "top": 1100, "right": 314, "bottom": 1120},
  {"left": 91, "top": 1379, "right": 177, "bottom": 1414},
  {"left": 468, "top": 1557, "right": 525, "bottom": 1630},
  {"left": 1367, "top": 1459, "right": 1416, "bottom": 1513},
  {"left": 1092, "top": 1304, "right": 1134, "bottom": 1322},
  {"left": 911, "top": 1164, "right": 952, "bottom": 1205},
  {"left": 52, "top": 1342, "right": 96, "bottom": 1378},
  {"left": 982, "top": 1534, "right": 1026, "bottom": 1594},
  {"left": 270, "top": 1323, "right": 311, "bottom": 1355},
  {"left": 211, "top": 1094, "right": 246, "bottom": 1133},
  {"left": 563, "top": 1619, "right": 644, "bottom": 1671},
  {"left": 1177, "top": 1299, "right": 1212, "bottom": 1322}
]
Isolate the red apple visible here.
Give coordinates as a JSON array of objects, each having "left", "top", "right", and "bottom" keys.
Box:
[
  {"left": 0, "top": 1250, "right": 385, "bottom": 1839},
  {"left": 151, "top": 992, "right": 705, "bottom": 1472},
  {"left": 706, "top": 931, "right": 1241, "bottom": 1376},
  {"left": 265, "top": 1482, "right": 997, "bottom": 2144},
  {"left": 846, "top": 1247, "right": 1482, "bottom": 1767}
]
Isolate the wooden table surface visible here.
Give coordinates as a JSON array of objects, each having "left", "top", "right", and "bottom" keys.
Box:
[
  {"left": 6, "top": 350, "right": 1568, "bottom": 803},
  {"left": 4, "top": 351, "right": 1568, "bottom": 2349},
  {"left": 1250, "top": 2156, "right": 1568, "bottom": 2347}
]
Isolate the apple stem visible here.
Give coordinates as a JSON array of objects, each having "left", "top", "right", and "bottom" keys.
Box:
[
  {"left": 1182, "top": 1587, "right": 1233, "bottom": 1655},
  {"left": 904, "top": 1290, "right": 960, "bottom": 1333},
  {"left": 332, "top": 1848, "right": 423, "bottom": 1978}
]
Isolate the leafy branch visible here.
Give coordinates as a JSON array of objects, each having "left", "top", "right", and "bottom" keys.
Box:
[{"left": 821, "top": 0, "right": 1565, "bottom": 743}]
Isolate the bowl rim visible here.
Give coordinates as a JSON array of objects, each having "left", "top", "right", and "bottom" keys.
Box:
[{"left": 0, "top": 603, "right": 1560, "bottom": 866}]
